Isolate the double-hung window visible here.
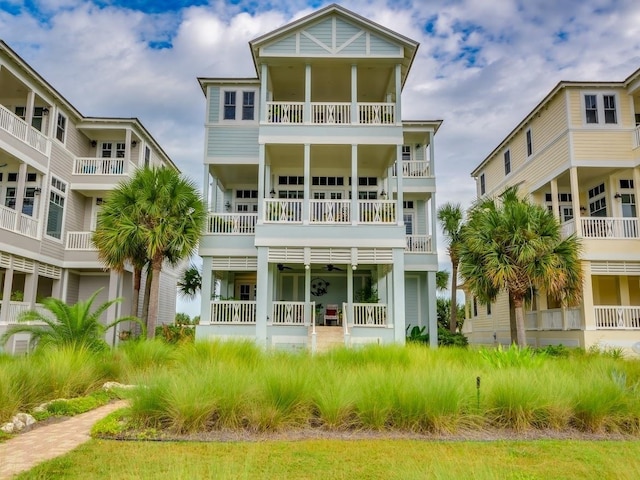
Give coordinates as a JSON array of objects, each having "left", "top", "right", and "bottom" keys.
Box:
[
  {"left": 224, "top": 91, "right": 236, "bottom": 120},
  {"left": 603, "top": 95, "right": 617, "bottom": 124},
  {"left": 242, "top": 92, "right": 255, "bottom": 120},
  {"left": 504, "top": 150, "right": 511, "bottom": 175},
  {"left": 479, "top": 174, "right": 486, "bottom": 195},
  {"left": 46, "top": 177, "right": 67, "bottom": 240},
  {"left": 55, "top": 113, "right": 66, "bottom": 142},
  {"left": 584, "top": 95, "right": 598, "bottom": 124},
  {"left": 584, "top": 93, "right": 618, "bottom": 125}
]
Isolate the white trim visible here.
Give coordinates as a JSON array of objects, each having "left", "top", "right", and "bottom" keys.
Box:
[
  {"left": 218, "top": 87, "right": 259, "bottom": 124},
  {"left": 580, "top": 90, "right": 622, "bottom": 128}
]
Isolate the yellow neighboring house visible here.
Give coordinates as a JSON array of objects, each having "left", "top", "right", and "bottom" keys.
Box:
[{"left": 466, "top": 66, "right": 640, "bottom": 355}]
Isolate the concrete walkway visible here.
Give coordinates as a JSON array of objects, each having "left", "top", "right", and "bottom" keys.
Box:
[{"left": 0, "top": 400, "right": 127, "bottom": 479}]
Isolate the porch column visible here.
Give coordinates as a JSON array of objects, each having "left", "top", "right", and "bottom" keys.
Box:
[
  {"left": 260, "top": 63, "right": 268, "bottom": 123},
  {"left": 396, "top": 144, "right": 404, "bottom": 226},
  {"left": 351, "top": 144, "right": 358, "bottom": 225},
  {"left": 351, "top": 64, "right": 358, "bottom": 124},
  {"left": 60, "top": 269, "right": 69, "bottom": 303},
  {"left": 125, "top": 128, "right": 132, "bottom": 172},
  {"left": 394, "top": 64, "right": 402, "bottom": 124},
  {"left": 304, "top": 64, "right": 311, "bottom": 124},
  {"left": 619, "top": 276, "right": 631, "bottom": 307},
  {"left": 267, "top": 264, "right": 274, "bottom": 323},
  {"left": 550, "top": 177, "right": 560, "bottom": 221},
  {"left": 392, "top": 249, "right": 406, "bottom": 343},
  {"left": 25, "top": 90, "right": 35, "bottom": 126},
  {"left": 633, "top": 166, "right": 640, "bottom": 224},
  {"left": 15, "top": 163, "right": 27, "bottom": 229},
  {"left": 0, "top": 264, "right": 14, "bottom": 324},
  {"left": 265, "top": 164, "right": 272, "bottom": 201},
  {"left": 304, "top": 265, "right": 311, "bottom": 326},
  {"left": 303, "top": 144, "right": 310, "bottom": 224},
  {"left": 255, "top": 247, "right": 269, "bottom": 347},
  {"left": 106, "top": 270, "right": 122, "bottom": 346},
  {"left": 386, "top": 265, "right": 394, "bottom": 332},
  {"left": 581, "top": 261, "right": 596, "bottom": 331},
  {"left": 569, "top": 167, "right": 582, "bottom": 236},
  {"left": 347, "top": 264, "right": 354, "bottom": 325},
  {"left": 200, "top": 257, "right": 213, "bottom": 324},
  {"left": 257, "top": 143, "right": 265, "bottom": 224},
  {"left": 204, "top": 167, "right": 211, "bottom": 211},
  {"left": 427, "top": 270, "right": 438, "bottom": 348},
  {"left": 429, "top": 133, "right": 435, "bottom": 176},
  {"left": 51, "top": 273, "right": 62, "bottom": 299},
  {"left": 23, "top": 264, "right": 39, "bottom": 308},
  {"left": 430, "top": 195, "right": 437, "bottom": 253}
]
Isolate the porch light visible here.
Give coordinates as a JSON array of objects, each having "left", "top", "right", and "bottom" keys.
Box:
[
  {"left": 580, "top": 206, "right": 587, "bottom": 213},
  {"left": 614, "top": 193, "right": 622, "bottom": 200},
  {"left": 305, "top": 264, "right": 310, "bottom": 270},
  {"left": 91, "top": 140, "right": 97, "bottom": 148},
  {"left": 380, "top": 190, "right": 386, "bottom": 199},
  {"left": 270, "top": 188, "right": 276, "bottom": 198},
  {"left": 224, "top": 201, "right": 231, "bottom": 211},
  {"left": 34, "top": 187, "right": 42, "bottom": 195},
  {"left": 351, "top": 264, "right": 357, "bottom": 271},
  {"left": 131, "top": 140, "right": 138, "bottom": 148},
  {"left": 42, "top": 107, "right": 49, "bottom": 115}
]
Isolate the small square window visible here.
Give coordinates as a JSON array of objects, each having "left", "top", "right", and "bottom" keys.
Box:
[
  {"left": 27, "top": 173, "right": 37, "bottom": 182},
  {"left": 8, "top": 173, "right": 18, "bottom": 182}
]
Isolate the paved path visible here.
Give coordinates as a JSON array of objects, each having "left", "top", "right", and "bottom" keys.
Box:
[{"left": 0, "top": 400, "right": 127, "bottom": 479}]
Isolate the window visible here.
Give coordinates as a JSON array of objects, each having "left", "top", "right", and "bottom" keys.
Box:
[
  {"left": 401, "top": 145, "right": 411, "bottom": 161},
  {"left": 312, "top": 176, "right": 344, "bottom": 186},
  {"left": 504, "top": 150, "right": 511, "bottom": 175},
  {"left": 22, "top": 187, "right": 36, "bottom": 216},
  {"left": 27, "top": 173, "right": 37, "bottom": 182},
  {"left": 14, "top": 107, "right": 44, "bottom": 130},
  {"left": 8, "top": 173, "right": 18, "bottom": 182},
  {"left": 223, "top": 91, "right": 236, "bottom": 120},
  {"left": 236, "top": 190, "right": 258, "bottom": 199},
  {"left": 584, "top": 95, "right": 598, "bottom": 124},
  {"left": 55, "top": 113, "right": 66, "bottom": 142},
  {"left": 279, "top": 176, "right": 304, "bottom": 185},
  {"left": 479, "top": 174, "right": 485, "bottom": 195},
  {"left": 403, "top": 201, "right": 415, "bottom": 209},
  {"left": 526, "top": 129, "right": 533, "bottom": 157},
  {"left": 603, "top": 95, "right": 617, "bottom": 124},
  {"left": 620, "top": 179, "right": 634, "bottom": 189},
  {"left": 46, "top": 177, "right": 66, "bottom": 239},
  {"left": 473, "top": 297, "right": 478, "bottom": 317},
  {"left": 278, "top": 190, "right": 303, "bottom": 199},
  {"left": 144, "top": 146, "right": 151, "bottom": 168},
  {"left": 487, "top": 303, "right": 492, "bottom": 316},
  {"left": 5, "top": 187, "right": 16, "bottom": 209},
  {"left": 242, "top": 92, "right": 255, "bottom": 120},
  {"left": 101, "top": 143, "right": 113, "bottom": 158},
  {"left": 588, "top": 183, "right": 607, "bottom": 217}
]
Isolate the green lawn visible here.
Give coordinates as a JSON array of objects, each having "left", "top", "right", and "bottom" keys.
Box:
[{"left": 16, "top": 438, "right": 640, "bottom": 480}]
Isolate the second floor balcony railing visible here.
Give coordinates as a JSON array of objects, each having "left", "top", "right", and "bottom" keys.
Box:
[
  {"left": 0, "top": 204, "right": 39, "bottom": 239},
  {"left": 310, "top": 200, "right": 351, "bottom": 224},
  {"left": 392, "top": 160, "right": 431, "bottom": 177},
  {"left": 358, "top": 200, "right": 396, "bottom": 224},
  {"left": 66, "top": 231, "right": 97, "bottom": 250},
  {"left": 634, "top": 124, "right": 640, "bottom": 149},
  {"left": 207, "top": 213, "right": 257, "bottom": 234},
  {"left": 581, "top": 217, "right": 639, "bottom": 239},
  {"left": 266, "top": 101, "right": 395, "bottom": 125},
  {"left": 264, "top": 199, "right": 303, "bottom": 223},
  {"left": 405, "top": 235, "right": 432, "bottom": 253},
  {"left": 0, "top": 104, "right": 49, "bottom": 155},
  {"left": 73, "top": 158, "right": 135, "bottom": 175}
]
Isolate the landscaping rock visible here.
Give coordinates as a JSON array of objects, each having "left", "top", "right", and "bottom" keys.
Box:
[
  {"left": 1, "top": 422, "right": 14, "bottom": 434},
  {"left": 12, "top": 418, "right": 25, "bottom": 432},
  {"left": 103, "top": 381, "right": 135, "bottom": 390},
  {"left": 16, "top": 413, "right": 36, "bottom": 427}
]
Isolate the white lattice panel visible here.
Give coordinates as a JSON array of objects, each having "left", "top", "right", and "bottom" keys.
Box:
[
  {"left": 591, "top": 261, "right": 640, "bottom": 275},
  {"left": 211, "top": 257, "right": 258, "bottom": 270}
]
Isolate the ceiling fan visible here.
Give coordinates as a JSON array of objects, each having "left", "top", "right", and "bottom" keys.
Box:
[
  {"left": 277, "top": 263, "right": 293, "bottom": 271},
  {"left": 324, "top": 264, "right": 344, "bottom": 272}
]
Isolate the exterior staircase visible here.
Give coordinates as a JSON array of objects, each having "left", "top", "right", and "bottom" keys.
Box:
[{"left": 310, "top": 326, "right": 345, "bottom": 352}]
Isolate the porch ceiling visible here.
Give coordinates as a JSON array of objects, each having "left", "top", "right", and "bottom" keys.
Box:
[
  {"left": 210, "top": 164, "right": 258, "bottom": 187},
  {"left": 534, "top": 166, "right": 632, "bottom": 192},
  {"left": 266, "top": 143, "right": 395, "bottom": 170}
]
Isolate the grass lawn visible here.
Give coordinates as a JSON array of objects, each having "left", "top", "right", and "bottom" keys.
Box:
[{"left": 15, "top": 438, "right": 640, "bottom": 480}]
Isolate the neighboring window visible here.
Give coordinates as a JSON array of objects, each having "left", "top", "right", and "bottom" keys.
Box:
[
  {"left": 355, "top": 191, "right": 378, "bottom": 200},
  {"left": 5, "top": 187, "right": 16, "bottom": 209},
  {"left": 32, "top": 107, "right": 44, "bottom": 131},
  {"left": 22, "top": 187, "right": 36, "bottom": 216},
  {"left": 8, "top": 173, "right": 18, "bottom": 182},
  {"left": 312, "top": 176, "right": 344, "bottom": 186},
  {"left": 620, "top": 179, "right": 634, "bottom": 189},
  {"left": 144, "top": 146, "right": 151, "bottom": 168},
  {"left": 46, "top": 177, "right": 67, "bottom": 239},
  {"left": 504, "top": 150, "right": 511, "bottom": 175},
  {"left": 223, "top": 91, "right": 236, "bottom": 120},
  {"left": 487, "top": 303, "right": 492, "bottom": 316},
  {"left": 242, "top": 92, "right": 255, "bottom": 120},
  {"left": 236, "top": 190, "right": 258, "bottom": 198},
  {"left": 473, "top": 297, "right": 478, "bottom": 317},
  {"left": 278, "top": 190, "right": 303, "bottom": 199},
  {"left": 479, "top": 174, "right": 485, "bottom": 195},
  {"left": 588, "top": 183, "right": 607, "bottom": 217},
  {"left": 115, "top": 142, "right": 126, "bottom": 158},
  {"left": 526, "top": 129, "right": 533, "bottom": 157},
  {"left": 603, "top": 95, "right": 617, "bottom": 124},
  {"left": 402, "top": 201, "right": 415, "bottom": 209},
  {"left": 55, "top": 113, "right": 66, "bottom": 142},
  {"left": 352, "top": 177, "right": 377, "bottom": 186},
  {"left": 584, "top": 94, "right": 598, "bottom": 124},
  {"left": 278, "top": 176, "right": 304, "bottom": 185},
  {"left": 101, "top": 142, "right": 113, "bottom": 158},
  {"left": 402, "top": 145, "right": 411, "bottom": 161},
  {"left": 15, "top": 106, "right": 26, "bottom": 120},
  {"left": 27, "top": 173, "right": 37, "bottom": 182}
]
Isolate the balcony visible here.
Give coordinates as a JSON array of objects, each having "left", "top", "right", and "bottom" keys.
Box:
[
  {"left": 392, "top": 160, "right": 432, "bottom": 178},
  {"left": 561, "top": 217, "right": 639, "bottom": 239},
  {"left": 0, "top": 302, "right": 47, "bottom": 324},
  {"left": 524, "top": 308, "right": 582, "bottom": 330},
  {"left": 210, "top": 301, "right": 256, "bottom": 324},
  {"left": 634, "top": 125, "right": 640, "bottom": 149},
  {"left": 66, "top": 231, "right": 97, "bottom": 250},
  {"left": 0, "top": 104, "right": 49, "bottom": 155},
  {"left": 266, "top": 101, "right": 395, "bottom": 125},
  {"left": 73, "top": 158, "right": 135, "bottom": 176},
  {"left": 350, "top": 303, "right": 388, "bottom": 327},
  {"left": 206, "top": 213, "right": 257, "bottom": 234},
  {"left": 310, "top": 200, "right": 351, "bottom": 224},
  {"left": 0, "top": 204, "right": 39, "bottom": 238},
  {"left": 405, "top": 235, "right": 432, "bottom": 253},
  {"left": 594, "top": 306, "right": 640, "bottom": 329}
]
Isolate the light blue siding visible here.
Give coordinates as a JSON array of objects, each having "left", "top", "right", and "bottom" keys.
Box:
[
  {"left": 340, "top": 35, "right": 366, "bottom": 55},
  {"left": 335, "top": 18, "right": 360, "bottom": 46},
  {"left": 306, "top": 19, "right": 333, "bottom": 47},
  {"left": 404, "top": 276, "right": 420, "bottom": 327},
  {"left": 207, "top": 127, "right": 259, "bottom": 157},
  {"left": 416, "top": 200, "right": 427, "bottom": 235},
  {"left": 208, "top": 87, "right": 220, "bottom": 123},
  {"left": 300, "top": 35, "right": 329, "bottom": 54},
  {"left": 263, "top": 35, "right": 296, "bottom": 54},
  {"left": 369, "top": 34, "right": 402, "bottom": 55}
]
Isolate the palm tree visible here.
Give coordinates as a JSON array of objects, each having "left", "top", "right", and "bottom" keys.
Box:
[
  {"left": 437, "top": 203, "right": 464, "bottom": 333},
  {"left": 0, "top": 290, "right": 143, "bottom": 352},
  {"left": 178, "top": 264, "right": 202, "bottom": 299},
  {"left": 459, "top": 187, "right": 583, "bottom": 347},
  {"left": 436, "top": 270, "right": 449, "bottom": 292}
]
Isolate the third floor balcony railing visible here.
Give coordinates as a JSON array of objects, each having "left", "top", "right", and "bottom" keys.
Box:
[
  {"left": 266, "top": 101, "right": 396, "bottom": 125},
  {"left": 0, "top": 104, "right": 49, "bottom": 155}
]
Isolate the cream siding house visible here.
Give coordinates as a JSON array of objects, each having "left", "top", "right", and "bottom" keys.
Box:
[
  {"left": 197, "top": 4, "right": 441, "bottom": 350},
  {"left": 466, "top": 67, "right": 640, "bottom": 355},
  {"left": 0, "top": 40, "right": 180, "bottom": 354}
]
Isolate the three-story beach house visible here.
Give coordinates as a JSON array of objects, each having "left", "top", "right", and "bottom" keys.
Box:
[
  {"left": 197, "top": 4, "right": 441, "bottom": 350},
  {"left": 466, "top": 66, "right": 640, "bottom": 354},
  {"left": 0, "top": 40, "right": 180, "bottom": 354}
]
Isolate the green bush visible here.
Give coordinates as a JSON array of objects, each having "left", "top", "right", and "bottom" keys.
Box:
[{"left": 155, "top": 324, "right": 195, "bottom": 344}]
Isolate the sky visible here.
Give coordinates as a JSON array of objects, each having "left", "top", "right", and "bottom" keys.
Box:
[{"left": 2, "top": 0, "right": 640, "bottom": 316}]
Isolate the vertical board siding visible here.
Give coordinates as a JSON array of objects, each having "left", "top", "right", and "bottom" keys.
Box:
[
  {"left": 207, "top": 127, "right": 259, "bottom": 157},
  {"left": 65, "top": 272, "right": 80, "bottom": 304},
  {"left": 416, "top": 200, "right": 426, "bottom": 236},
  {"left": 368, "top": 34, "right": 402, "bottom": 55},
  {"left": 208, "top": 87, "right": 220, "bottom": 123},
  {"left": 263, "top": 35, "right": 297, "bottom": 55}
]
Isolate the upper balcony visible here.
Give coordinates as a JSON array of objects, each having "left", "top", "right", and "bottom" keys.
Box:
[
  {"left": 0, "top": 104, "right": 49, "bottom": 164},
  {"left": 265, "top": 101, "right": 395, "bottom": 126}
]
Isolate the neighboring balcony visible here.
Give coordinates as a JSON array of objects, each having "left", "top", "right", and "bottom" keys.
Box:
[
  {"left": 594, "top": 306, "right": 640, "bottom": 329},
  {"left": 65, "top": 231, "right": 97, "bottom": 251},
  {"left": 206, "top": 213, "right": 258, "bottom": 234},
  {"left": 561, "top": 217, "right": 639, "bottom": 239},
  {"left": 405, "top": 235, "right": 432, "bottom": 253},
  {"left": 265, "top": 101, "right": 395, "bottom": 125},
  {"left": 0, "top": 204, "right": 39, "bottom": 238},
  {"left": 524, "top": 308, "right": 582, "bottom": 331},
  {"left": 73, "top": 158, "right": 136, "bottom": 176},
  {"left": 0, "top": 104, "right": 49, "bottom": 157},
  {"left": 0, "top": 301, "right": 47, "bottom": 324},
  {"left": 392, "top": 160, "right": 432, "bottom": 178}
]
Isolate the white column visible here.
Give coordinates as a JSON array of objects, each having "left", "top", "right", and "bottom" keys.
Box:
[
  {"left": 25, "top": 90, "right": 35, "bottom": 126},
  {"left": 427, "top": 271, "right": 438, "bottom": 348},
  {"left": 395, "top": 64, "right": 402, "bottom": 124},
  {"left": 351, "top": 64, "right": 358, "bottom": 124},
  {"left": 396, "top": 144, "right": 404, "bottom": 226},
  {"left": 392, "top": 249, "right": 406, "bottom": 343},
  {"left": 304, "top": 265, "right": 311, "bottom": 325},
  {"left": 14, "top": 163, "right": 27, "bottom": 230},
  {"left": 304, "top": 64, "right": 311, "bottom": 124},
  {"left": 255, "top": 247, "right": 269, "bottom": 347},
  {"left": 106, "top": 270, "right": 121, "bottom": 346},
  {"left": 581, "top": 261, "right": 595, "bottom": 331},
  {"left": 260, "top": 63, "right": 268, "bottom": 123},
  {"left": 303, "top": 144, "right": 310, "bottom": 224},
  {"left": 429, "top": 134, "right": 435, "bottom": 177},
  {"left": 24, "top": 264, "right": 38, "bottom": 308},
  {"left": 265, "top": 164, "right": 272, "bottom": 200},
  {"left": 569, "top": 167, "right": 582, "bottom": 236},
  {"left": 550, "top": 178, "right": 560, "bottom": 221},
  {"left": 0, "top": 265, "right": 13, "bottom": 324},
  {"left": 347, "top": 264, "right": 354, "bottom": 321},
  {"left": 351, "top": 144, "right": 358, "bottom": 225},
  {"left": 633, "top": 167, "right": 640, "bottom": 221},
  {"left": 257, "top": 144, "right": 265, "bottom": 224},
  {"left": 203, "top": 166, "right": 211, "bottom": 211},
  {"left": 125, "top": 128, "right": 132, "bottom": 170},
  {"left": 200, "top": 257, "right": 213, "bottom": 324},
  {"left": 60, "top": 269, "right": 69, "bottom": 303},
  {"left": 430, "top": 195, "right": 437, "bottom": 253}
]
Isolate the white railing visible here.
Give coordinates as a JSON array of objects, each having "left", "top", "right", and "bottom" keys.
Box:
[
  {"left": 74, "top": 157, "right": 126, "bottom": 175},
  {"left": 311, "top": 102, "right": 350, "bottom": 124},
  {"left": 210, "top": 301, "right": 256, "bottom": 324},
  {"left": 393, "top": 161, "right": 431, "bottom": 177},
  {"left": 207, "top": 213, "right": 257, "bottom": 234},
  {"left": 540, "top": 309, "right": 563, "bottom": 330},
  {"left": 18, "top": 215, "right": 38, "bottom": 238},
  {"left": 358, "top": 200, "right": 396, "bottom": 223},
  {"left": 352, "top": 303, "right": 387, "bottom": 326},
  {"left": 264, "top": 199, "right": 303, "bottom": 223},
  {"left": 4, "top": 302, "right": 47, "bottom": 324},
  {"left": 594, "top": 306, "right": 640, "bottom": 329},
  {"left": 524, "top": 308, "right": 582, "bottom": 330},
  {"left": 310, "top": 200, "right": 351, "bottom": 224},
  {"left": 66, "top": 231, "right": 96, "bottom": 250},
  {"left": 0, "top": 204, "right": 17, "bottom": 232},
  {"left": 560, "top": 219, "right": 576, "bottom": 238},
  {"left": 0, "top": 205, "right": 39, "bottom": 238},
  {"left": 565, "top": 308, "right": 582, "bottom": 329},
  {"left": 525, "top": 311, "right": 537, "bottom": 330},
  {"left": 0, "top": 104, "right": 48, "bottom": 154},
  {"left": 271, "top": 302, "right": 308, "bottom": 325},
  {"left": 405, "top": 235, "right": 432, "bottom": 253},
  {"left": 581, "top": 217, "right": 639, "bottom": 239},
  {"left": 634, "top": 124, "right": 640, "bottom": 149},
  {"left": 358, "top": 103, "right": 395, "bottom": 125},
  {"left": 267, "top": 102, "right": 304, "bottom": 124}
]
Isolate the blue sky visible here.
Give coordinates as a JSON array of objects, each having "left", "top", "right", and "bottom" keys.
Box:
[{"left": 1, "top": 0, "right": 640, "bottom": 315}]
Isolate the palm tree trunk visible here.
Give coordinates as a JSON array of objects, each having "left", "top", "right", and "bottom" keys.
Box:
[
  {"left": 142, "top": 266, "right": 152, "bottom": 327},
  {"left": 512, "top": 296, "right": 527, "bottom": 347},
  {"left": 146, "top": 257, "right": 163, "bottom": 339},
  {"left": 450, "top": 260, "right": 458, "bottom": 333},
  {"left": 131, "top": 267, "right": 142, "bottom": 318}
]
